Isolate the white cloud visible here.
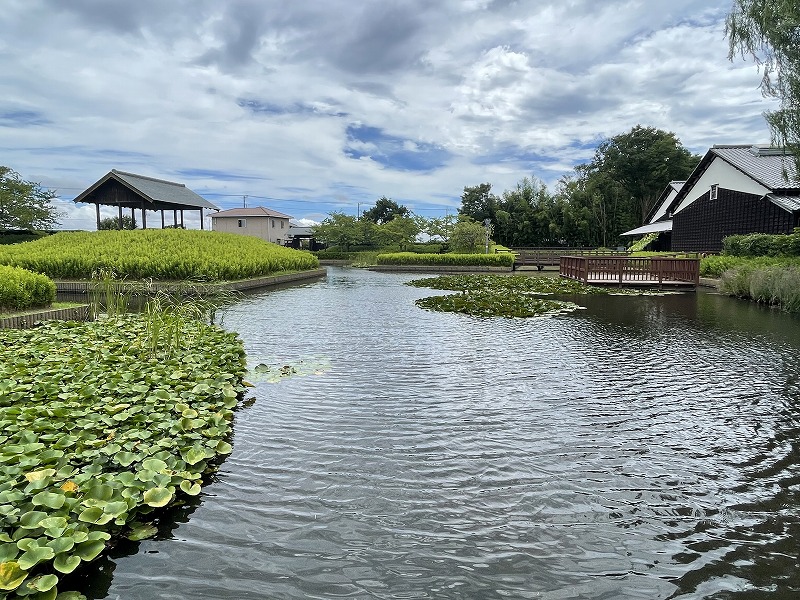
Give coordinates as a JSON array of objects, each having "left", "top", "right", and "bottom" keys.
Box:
[{"left": 0, "top": 0, "right": 776, "bottom": 230}]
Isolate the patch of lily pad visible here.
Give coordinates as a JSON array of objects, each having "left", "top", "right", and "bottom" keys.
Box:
[
  {"left": 0, "top": 315, "right": 247, "bottom": 599},
  {"left": 407, "top": 274, "right": 671, "bottom": 318},
  {"left": 247, "top": 358, "right": 332, "bottom": 384}
]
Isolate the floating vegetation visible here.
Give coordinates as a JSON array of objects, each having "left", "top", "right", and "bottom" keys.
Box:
[
  {"left": 406, "top": 274, "right": 674, "bottom": 318},
  {"left": 0, "top": 315, "right": 247, "bottom": 599},
  {"left": 247, "top": 358, "right": 332, "bottom": 384},
  {"left": 415, "top": 292, "right": 581, "bottom": 318}
]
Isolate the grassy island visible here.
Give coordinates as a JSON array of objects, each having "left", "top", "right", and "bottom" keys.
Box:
[{"left": 0, "top": 229, "right": 318, "bottom": 281}]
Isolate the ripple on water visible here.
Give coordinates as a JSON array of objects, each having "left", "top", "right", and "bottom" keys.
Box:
[{"left": 93, "top": 269, "right": 800, "bottom": 599}]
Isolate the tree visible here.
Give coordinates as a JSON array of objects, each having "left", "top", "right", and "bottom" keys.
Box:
[
  {"left": 459, "top": 183, "right": 498, "bottom": 224},
  {"left": 362, "top": 197, "right": 410, "bottom": 224},
  {"left": 727, "top": 0, "right": 800, "bottom": 171},
  {"left": 589, "top": 126, "right": 700, "bottom": 225},
  {"left": 375, "top": 216, "right": 420, "bottom": 250},
  {"left": 449, "top": 216, "right": 486, "bottom": 253},
  {"left": 98, "top": 215, "right": 137, "bottom": 230},
  {"left": 311, "top": 212, "right": 361, "bottom": 250},
  {"left": 0, "top": 167, "right": 62, "bottom": 230},
  {"left": 425, "top": 213, "right": 457, "bottom": 242}
]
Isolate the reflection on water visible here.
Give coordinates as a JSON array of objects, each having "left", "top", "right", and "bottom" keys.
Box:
[{"left": 85, "top": 268, "right": 800, "bottom": 599}]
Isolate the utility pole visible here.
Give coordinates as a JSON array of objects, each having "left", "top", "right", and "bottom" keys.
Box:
[
  {"left": 357, "top": 202, "right": 361, "bottom": 219},
  {"left": 243, "top": 195, "right": 248, "bottom": 208}
]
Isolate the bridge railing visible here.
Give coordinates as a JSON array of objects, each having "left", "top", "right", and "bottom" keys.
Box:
[{"left": 560, "top": 256, "right": 699, "bottom": 287}]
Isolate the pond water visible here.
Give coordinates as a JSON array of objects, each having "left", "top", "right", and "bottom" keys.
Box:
[{"left": 77, "top": 267, "right": 800, "bottom": 599}]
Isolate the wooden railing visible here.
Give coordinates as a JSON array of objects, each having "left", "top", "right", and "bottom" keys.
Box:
[
  {"left": 560, "top": 256, "right": 700, "bottom": 287},
  {"left": 509, "top": 247, "right": 630, "bottom": 270}
]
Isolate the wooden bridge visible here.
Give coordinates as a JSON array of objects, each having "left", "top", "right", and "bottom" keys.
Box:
[
  {"left": 509, "top": 247, "right": 629, "bottom": 270},
  {"left": 560, "top": 255, "right": 699, "bottom": 288}
]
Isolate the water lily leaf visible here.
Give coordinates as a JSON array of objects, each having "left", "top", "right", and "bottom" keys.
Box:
[
  {"left": 83, "top": 485, "right": 113, "bottom": 502},
  {"left": 179, "top": 480, "right": 201, "bottom": 496},
  {"left": 32, "top": 491, "right": 66, "bottom": 510},
  {"left": 77, "top": 507, "right": 113, "bottom": 525},
  {"left": 181, "top": 408, "right": 198, "bottom": 418},
  {"left": 114, "top": 451, "right": 138, "bottom": 467},
  {"left": 74, "top": 539, "right": 105, "bottom": 562},
  {"left": 25, "top": 469, "right": 56, "bottom": 483},
  {"left": 141, "top": 458, "right": 167, "bottom": 472},
  {"left": 53, "top": 553, "right": 81, "bottom": 574},
  {"left": 61, "top": 481, "right": 79, "bottom": 494},
  {"left": 19, "top": 511, "right": 49, "bottom": 529},
  {"left": 39, "top": 517, "right": 68, "bottom": 537},
  {"left": 0, "top": 543, "right": 18, "bottom": 562},
  {"left": 46, "top": 537, "right": 74, "bottom": 555},
  {"left": 0, "top": 560, "right": 27, "bottom": 591},
  {"left": 28, "top": 573, "right": 58, "bottom": 592},
  {"left": 55, "top": 592, "right": 87, "bottom": 600},
  {"left": 215, "top": 441, "right": 233, "bottom": 455},
  {"left": 17, "top": 545, "right": 55, "bottom": 570},
  {"left": 126, "top": 524, "right": 158, "bottom": 541},
  {"left": 142, "top": 487, "right": 173, "bottom": 508},
  {"left": 103, "top": 501, "right": 128, "bottom": 518},
  {"left": 181, "top": 446, "right": 206, "bottom": 465}
]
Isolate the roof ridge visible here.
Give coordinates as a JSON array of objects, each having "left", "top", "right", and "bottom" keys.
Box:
[{"left": 112, "top": 169, "right": 186, "bottom": 188}]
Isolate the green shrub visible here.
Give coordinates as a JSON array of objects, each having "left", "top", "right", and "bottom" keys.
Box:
[
  {"left": 376, "top": 252, "right": 514, "bottom": 268},
  {"left": 0, "top": 230, "right": 319, "bottom": 281},
  {"left": 0, "top": 265, "right": 56, "bottom": 311},
  {"left": 722, "top": 232, "right": 800, "bottom": 257}
]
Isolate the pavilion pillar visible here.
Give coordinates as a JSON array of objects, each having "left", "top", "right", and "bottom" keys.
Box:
[
  {"left": 130, "top": 208, "right": 135, "bottom": 229},
  {"left": 180, "top": 210, "right": 184, "bottom": 228},
  {"left": 199, "top": 209, "right": 204, "bottom": 230},
  {"left": 161, "top": 211, "right": 165, "bottom": 229},
  {"left": 173, "top": 210, "right": 178, "bottom": 227},
  {"left": 95, "top": 203, "right": 101, "bottom": 230},
  {"left": 118, "top": 204, "right": 123, "bottom": 229},
  {"left": 142, "top": 208, "right": 147, "bottom": 229}
]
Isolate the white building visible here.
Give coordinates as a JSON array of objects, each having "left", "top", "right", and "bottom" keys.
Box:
[{"left": 210, "top": 207, "right": 292, "bottom": 245}]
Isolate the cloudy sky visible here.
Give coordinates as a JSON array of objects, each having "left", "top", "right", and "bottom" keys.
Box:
[{"left": 1, "top": 0, "right": 776, "bottom": 230}]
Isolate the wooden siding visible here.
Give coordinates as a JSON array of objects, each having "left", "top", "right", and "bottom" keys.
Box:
[{"left": 672, "top": 189, "right": 795, "bottom": 252}]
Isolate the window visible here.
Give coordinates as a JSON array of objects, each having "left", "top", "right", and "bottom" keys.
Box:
[
  {"left": 271, "top": 219, "right": 275, "bottom": 228},
  {"left": 710, "top": 184, "right": 718, "bottom": 200},
  {"left": 280, "top": 220, "right": 284, "bottom": 229},
  {"left": 237, "top": 219, "right": 246, "bottom": 228}
]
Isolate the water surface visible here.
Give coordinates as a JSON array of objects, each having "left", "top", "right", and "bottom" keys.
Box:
[{"left": 82, "top": 267, "right": 800, "bottom": 599}]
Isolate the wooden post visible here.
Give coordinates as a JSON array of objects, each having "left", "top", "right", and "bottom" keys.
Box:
[
  {"left": 180, "top": 210, "right": 184, "bottom": 228},
  {"left": 161, "top": 211, "right": 165, "bottom": 229},
  {"left": 95, "top": 203, "right": 101, "bottom": 230},
  {"left": 173, "top": 210, "right": 178, "bottom": 227},
  {"left": 118, "top": 204, "right": 123, "bottom": 229},
  {"left": 199, "top": 209, "right": 204, "bottom": 230},
  {"left": 141, "top": 203, "right": 147, "bottom": 229}
]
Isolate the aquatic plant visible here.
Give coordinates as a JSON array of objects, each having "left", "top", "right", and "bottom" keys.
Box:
[
  {"left": 0, "top": 266, "right": 56, "bottom": 312},
  {"left": 0, "top": 229, "right": 319, "bottom": 281},
  {"left": 415, "top": 292, "right": 580, "bottom": 318},
  {"left": 0, "top": 315, "right": 247, "bottom": 598},
  {"left": 720, "top": 264, "right": 800, "bottom": 312}
]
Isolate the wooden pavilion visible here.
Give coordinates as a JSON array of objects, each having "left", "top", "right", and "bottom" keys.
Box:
[{"left": 73, "top": 170, "right": 219, "bottom": 230}]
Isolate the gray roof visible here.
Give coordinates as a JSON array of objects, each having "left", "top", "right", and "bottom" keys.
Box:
[
  {"left": 74, "top": 170, "right": 219, "bottom": 210},
  {"left": 621, "top": 220, "right": 673, "bottom": 237},
  {"left": 766, "top": 194, "right": 800, "bottom": 212},
  {"left": 711, "top": 145, "right": 800, "bottom": 190},
  {"left": 211, "top": 206, "right": 293, "bottom": 219}
]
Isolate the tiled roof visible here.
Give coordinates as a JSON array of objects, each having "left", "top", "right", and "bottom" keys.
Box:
[
  {"left": 73, "top": 170, "right": 219, "bottom": 210},
  {"left": 211, "top": 206, "right": 293, "bottom": 219},
  {"left": 766, "top": 194, "right": 800, "bottom": 212},
  {"left": 711, "top": 145, "right": 800, "bottom": 190}
]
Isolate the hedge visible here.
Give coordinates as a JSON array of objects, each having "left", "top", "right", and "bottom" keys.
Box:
[
  {"left": 376, "top": 252, "right": 514, "bottom": 268},
  {"left": 0, "top": 266, "right": 56, "bottom": 311},
  {"left": 722, "top": 232, "right": 800, "bottom": 257}
]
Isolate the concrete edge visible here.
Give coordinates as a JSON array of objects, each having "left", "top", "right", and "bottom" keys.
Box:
[
  {"left": 0, "top": 305, "right": 92, "bottom": 329},
  {"left": 55, "top": 268, "right": 327, "bottom": 295},
  {"left": 369, "top": 265, "right": 513, "bottom": 273}
]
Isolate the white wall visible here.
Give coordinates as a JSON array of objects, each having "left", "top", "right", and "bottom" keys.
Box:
[
  {"left": 212, "top": 216, "right": 290, "bottom": 244},
  {"left": 674, "top": 157, "right": 769, "bottom": 214}
]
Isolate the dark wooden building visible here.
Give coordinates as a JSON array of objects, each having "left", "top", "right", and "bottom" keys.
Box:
[
  {"left": 73, "top": 170, "right": 219, "bottom": 230},
  {"left": 667, "top": 145, "right": 800, "bottom": 252}
]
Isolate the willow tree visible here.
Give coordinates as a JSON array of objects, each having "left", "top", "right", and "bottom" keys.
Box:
[{"left": 727, "top": 0, "right": 800, "bottom": 171}]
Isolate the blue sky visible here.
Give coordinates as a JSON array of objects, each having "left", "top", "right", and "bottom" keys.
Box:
[{"left": 0, "top": 0, "right": 777, "bottom": 229}]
